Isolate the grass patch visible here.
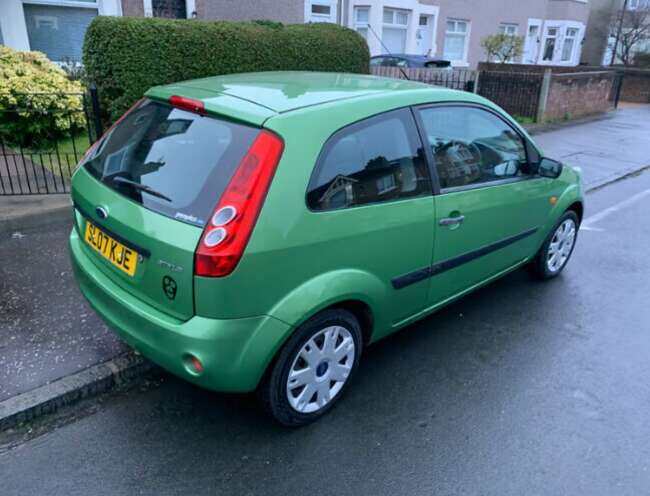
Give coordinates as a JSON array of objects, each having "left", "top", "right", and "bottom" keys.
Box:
[
  {"left": 512, "top": 114, "right": 536, "bottom": 126},
  {"left": 18, "top": 133, "right": 91, "bottom": 178}
]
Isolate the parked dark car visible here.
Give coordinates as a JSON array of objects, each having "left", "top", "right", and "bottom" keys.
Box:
[{"left": 370, "top": 54, "right": 452, "bottom": 69}]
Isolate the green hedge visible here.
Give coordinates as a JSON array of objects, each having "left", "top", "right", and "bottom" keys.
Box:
[{"left": 83, "top": 17, "right": 370, "bottom": 122}]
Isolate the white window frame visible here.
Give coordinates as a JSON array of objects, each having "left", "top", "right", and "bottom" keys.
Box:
[
  {"left": 561, "top": 26, "right": 579, "bottom": 62},
  {"left": 444, "top": 19, "right": 470, "bottom": 66},
  {"left": 498, "top": 23, "right": 518, "bottom": 36},
  {"left": 354, "top": 6, "right": 370, "bottom": 41},
  {"left": 539, "top": 20, "right": 585, "bottom": 66},
  {"left": 382, "top": 7, "right": 410, "bottom": 54},
  {"left": 541, "top": 25, "right": 559, "bottom": 62},
  {"left": 304, "top": 0, "right": 337, "bottom": 23},
  {"left": 346, "top": 0, "right": 438, "bottom": 57}
]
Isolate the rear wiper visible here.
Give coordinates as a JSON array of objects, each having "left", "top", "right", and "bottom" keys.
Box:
[{"left": 112, "top": 176, "right": 172, "bottom": 203}]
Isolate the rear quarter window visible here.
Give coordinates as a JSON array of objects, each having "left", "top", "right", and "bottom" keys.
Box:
[{"left": 306, "top": 108, "right": 432, "bottom": 211}]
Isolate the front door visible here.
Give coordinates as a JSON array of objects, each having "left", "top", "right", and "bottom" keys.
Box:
[
  {"left": 523, "top": 19, "right": 542, "bottom": 64},
  {"left": 416, "top": 15, "right": 435, "bottom": 55},
  {"left": 415, "top": 104, "right": 554, "bottom": 306}
]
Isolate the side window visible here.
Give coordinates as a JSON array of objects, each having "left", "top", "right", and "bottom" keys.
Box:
[
  {"left": 307, "top": 109, "right": 432, "bottom": 211},
  {"left": 417, "top": 106, "right": 528, "bottom": 190}
]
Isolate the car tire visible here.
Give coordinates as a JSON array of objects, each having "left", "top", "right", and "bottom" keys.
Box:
[
  {"left": 532, "top": 210, "right": 579, "bottom": 280},
  {"left": 259, "top": 308, "right": 363, "bottom": 427}
]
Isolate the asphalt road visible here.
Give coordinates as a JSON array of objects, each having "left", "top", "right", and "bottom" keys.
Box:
[{"left": 2, "top": 171, "right": 650, "bottom": 496}]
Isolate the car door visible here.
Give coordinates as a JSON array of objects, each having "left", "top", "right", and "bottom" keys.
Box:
[
  {"left": 415, "top": 104, "right": 555, "bottom": 305},
  {"left": 306, "top": 108, "right": 435, "bottom": 327}
]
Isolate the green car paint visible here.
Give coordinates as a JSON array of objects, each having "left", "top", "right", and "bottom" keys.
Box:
[{"left": 70, "top": 72, "right": 583, "bottom": 393}]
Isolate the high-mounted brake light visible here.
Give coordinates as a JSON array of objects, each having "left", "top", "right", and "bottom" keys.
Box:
[
  {"left": 169, "top": 95, "right": 205, "bottom": 115},
  {"left": 194, "top": 130, "right": 284, "bottom": 277}
]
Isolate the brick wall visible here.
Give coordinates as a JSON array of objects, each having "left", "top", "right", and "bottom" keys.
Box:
[
  {"left": 619, "top": 69, "right": 650, "bottom": 103},
  {"left": 544, "top": 72, "right": 616, "bottom": 121},
  {"left": 121, "top": 0, "right": 144, "bottom": 17}
]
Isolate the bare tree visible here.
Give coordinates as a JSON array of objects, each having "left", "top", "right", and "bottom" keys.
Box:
[{"left": 611, "top": 6, "right": 650, "bottom": 65}]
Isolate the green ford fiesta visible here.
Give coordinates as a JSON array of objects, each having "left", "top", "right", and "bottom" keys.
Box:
[{"left": 70, "top": 71, "right": 583, "bottom": 426}]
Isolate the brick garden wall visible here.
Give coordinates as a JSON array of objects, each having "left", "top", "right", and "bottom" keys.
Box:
[
  {"left": 619, "top": 69, "right": 650, "bottom": 103},
  {"left": 544, "top": 72, "right": 616, "bottom": 121}
]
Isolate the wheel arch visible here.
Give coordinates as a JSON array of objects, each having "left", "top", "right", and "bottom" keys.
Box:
[{"left": 566, "top": 200, "right": 584, "bottom": 224}]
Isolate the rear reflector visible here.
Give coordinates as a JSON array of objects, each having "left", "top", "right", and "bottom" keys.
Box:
[
  {"left": 195, "top": 130, "right": 284, "bottom": 277},
  {"left": 169, "top": 95, "right": 205, "bottom": 115}
]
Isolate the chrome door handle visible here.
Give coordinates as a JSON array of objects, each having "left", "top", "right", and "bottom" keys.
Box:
[{"left": 439, "top": 215, "right": 465, "bottom": 226}]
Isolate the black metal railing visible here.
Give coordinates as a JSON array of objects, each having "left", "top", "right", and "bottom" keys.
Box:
[{"left": 0, "top": 87, "right": 102, "bottom": 195}]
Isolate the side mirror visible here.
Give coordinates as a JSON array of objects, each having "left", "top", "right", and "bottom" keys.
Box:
[{"left": 537, "top": 158, "right": 563, "bottom": 179}]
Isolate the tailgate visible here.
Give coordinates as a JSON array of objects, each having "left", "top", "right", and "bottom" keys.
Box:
[{"left": 72, "top": 168, "right": 201, "bottom": 320}]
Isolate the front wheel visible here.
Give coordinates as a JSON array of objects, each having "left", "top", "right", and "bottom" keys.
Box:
[
  {"left": 532, "top": 210, "right": 579, "bottom": 279},
  {"left": 259, "top": 309, "right": 362, "bottom": 427}
]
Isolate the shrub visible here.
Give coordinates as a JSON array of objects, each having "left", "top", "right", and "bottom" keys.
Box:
[
  {"left": 481, "top": 34, "right": 524, "bottom": 64},
  {"left": 634, "top": 51, "right": 650, "bottom": 68},
  {"left": 83, "top": 16, "right": 370, "bottom": 123},
  {"left": 0, "top": 46, "right": 86, "bottom": 148}
]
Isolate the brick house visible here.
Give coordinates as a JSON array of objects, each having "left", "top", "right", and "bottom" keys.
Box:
[{"left": 1, "top": 0, "right": 591, "bottom": 69}]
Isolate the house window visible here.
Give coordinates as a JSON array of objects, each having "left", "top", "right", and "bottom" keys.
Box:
[
  {"left": 444, "top": 19, "right": 469, "bottom": 63},
  {"left": 382, "top": 8, "right": 409, "bottom": 53},
  {"left": 542, "top": 27, "right": 558, "bottom": 61},
  {"left": 354, "top": 6, "right": 370, "bottom": 40},
  {"left": 498, "top": 23, "right": 518, "bottom": 36},
  {"left": 308, "top": 1, "right": 335, "bottom": 23},
  {"left": 419, "top": 15, "right": 428, "bottom": 26},
  {"left": 23, "top": 4, "right": 98, "bottom": 62},
  {"left": 561, "top": 27, "right": 579, "bottom": 62}
]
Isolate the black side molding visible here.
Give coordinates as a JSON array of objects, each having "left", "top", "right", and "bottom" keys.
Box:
[{"left": 392, "top": 227, "right": 538, "bottom": 290}]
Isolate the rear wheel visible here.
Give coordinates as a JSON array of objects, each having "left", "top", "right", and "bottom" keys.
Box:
[
  {"left": 259, "top": 309, "right": 362, "bottom": 427},
  {"left": 532, "top": 210, "right": 579, "bottom": 279}
]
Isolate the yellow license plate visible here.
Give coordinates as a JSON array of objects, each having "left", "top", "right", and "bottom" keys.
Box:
[{"left": 84, "top": 221, "right": 138, "bottom": 277}]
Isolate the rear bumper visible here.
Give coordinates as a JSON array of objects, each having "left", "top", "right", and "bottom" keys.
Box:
[{"left": 69, "top": 230, "right": 291, "bottom": 393}]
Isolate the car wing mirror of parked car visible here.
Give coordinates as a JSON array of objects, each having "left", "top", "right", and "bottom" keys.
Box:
[{"left": 537, "top": 157, "right": 564, "bottom": 178}]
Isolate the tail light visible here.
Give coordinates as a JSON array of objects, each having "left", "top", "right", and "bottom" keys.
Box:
[{"left": 194, "top": 130, "right": 284, "bottom": 277}]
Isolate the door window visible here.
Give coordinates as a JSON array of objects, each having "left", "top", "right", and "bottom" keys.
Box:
[
  {"left": 417, "top": 106, "right": 528, "bottom": 190},
  {"left": 307, "top": 109, "right": 431, "bottom": 210}
]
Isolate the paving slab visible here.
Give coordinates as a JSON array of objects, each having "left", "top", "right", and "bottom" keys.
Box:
[
  {"left": 0, "top": 218, "right": 127, "bottom": 402},
  {"left": 534, "top": 104, "right": 650, "bottom": 190}
]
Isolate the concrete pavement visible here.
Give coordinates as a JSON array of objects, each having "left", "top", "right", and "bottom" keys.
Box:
[
  {"left": 534, "top": 104, "right": 650, "bottom": 191},
  {"left": 2, "top": 169, "right": 649, "bottom": 495}
]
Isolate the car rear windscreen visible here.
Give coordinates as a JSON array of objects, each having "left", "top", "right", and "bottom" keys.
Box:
[{"left": 82, "top": 99, "right": 259, "bottom": 227}]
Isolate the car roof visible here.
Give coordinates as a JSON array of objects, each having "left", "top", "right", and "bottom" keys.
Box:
[{"left": 145, "top": 71, "right": 457, "bottom": 125}]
